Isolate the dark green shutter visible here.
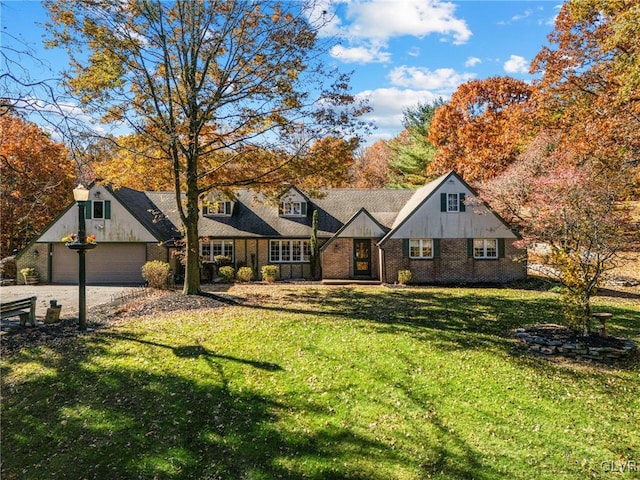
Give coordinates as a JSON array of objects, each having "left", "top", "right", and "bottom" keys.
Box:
[
  {"left": 403, "top": 239, "right": 410, "bottom": 257},
  {"left": 104, "top": 200, "right": 111, "bottom": 219},
  {"left": 433, "top": 238, "right": 441, "bottom": 258},
  {"left": 459, "top": 193, "right": 466, "bottom": 212},
  {"left": 440, "top": 193, "right": 447, "bottom": 212},
  {"left": 467, "top": 238, "right": 474, "bottom": 258},
  {"left": 301, "top": 202, "right": 307, "bottom": 216},
  {"left": 498, "top": 238, "right": 505, "bottom": 258},
  {"left": 85, "top": 200, "right": 92, "bottom": 219}
]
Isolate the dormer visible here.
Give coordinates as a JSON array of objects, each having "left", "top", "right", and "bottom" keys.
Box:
[
  {"left": 279, "top": 187, "right": 308, "bottom": 217},
  {"left": 202, "top": 194, "right": 235, "bottom": 217}
]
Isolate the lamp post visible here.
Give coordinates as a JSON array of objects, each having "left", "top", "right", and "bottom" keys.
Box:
[{"left": 66, "top": 184, "right": 96, "bottom": 331}]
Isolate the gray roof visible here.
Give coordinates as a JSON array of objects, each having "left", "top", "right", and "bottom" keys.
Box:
[
  {"left": 111, "top": 187, "right": 181, "bottom": 241},
  {"left": 133, "top": 188, "right": 417, "bottom": 240}
]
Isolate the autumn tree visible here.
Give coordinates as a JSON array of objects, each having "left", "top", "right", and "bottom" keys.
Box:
[
  {"left": 352, "top": 140, "right": 393, "bottom": 188},
  {"left": 387, "top": 99, "right": 443, "bottom": 188},
  {"left": 531, "top": 0, "right": 640, "bottom": 195},
  {"left": 0, "top": 113, "right": 75, "bottom": 257},
  {"left": 428, "top": 77, "right": 535, "bottom": 183},
  {"left": 45, "top": 0, "right": 369, "bottom": 294},
  {"left": 483, "top": 144, "right": 631, "bottom": 332}
]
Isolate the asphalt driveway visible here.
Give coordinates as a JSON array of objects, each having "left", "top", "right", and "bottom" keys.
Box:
[{"left": 0, "top": 284, "right": 142, "bottom": 321}]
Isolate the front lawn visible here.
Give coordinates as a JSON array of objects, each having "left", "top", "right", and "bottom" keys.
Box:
[{"left": 1, "top": 284, "right": 638, "bottom": 479}]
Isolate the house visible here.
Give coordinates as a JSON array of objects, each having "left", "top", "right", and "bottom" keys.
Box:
[{"left": 17, "top": 171, "right": 526, "bottom": 285}]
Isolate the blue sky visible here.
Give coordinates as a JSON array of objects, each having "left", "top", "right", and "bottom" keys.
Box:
[{"left": 1, "top": 0, "right": 562, "bottom": 144}]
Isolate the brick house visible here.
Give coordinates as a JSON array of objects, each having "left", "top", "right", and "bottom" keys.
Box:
[{"left": 18, "top": 170, "right": 526, "bottom": 284}]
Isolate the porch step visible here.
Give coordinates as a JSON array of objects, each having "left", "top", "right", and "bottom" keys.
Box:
[{"left": 322, "top": 279, "right": 382, "bottom": 286}]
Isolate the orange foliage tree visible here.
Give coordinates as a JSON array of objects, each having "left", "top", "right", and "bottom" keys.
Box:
[
  {"left": 352, "top": 140, "right": 393, "bottom": 188},
  {"left": 0, "top": 114, "right": 75, "bottom": 257},
  {"left": 531, "top": 0, "right": 640, "bottom": 194},
  {"left": 428, "top": 77, "right": 535, "bottom": 183}
]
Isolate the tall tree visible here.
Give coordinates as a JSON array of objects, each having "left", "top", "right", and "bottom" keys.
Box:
[
  {"left": 387, "top": 99, "right": 443, "bottom": 188},
  {"left": 352, "top": 140, "right": 393, "bottom": 188},
  {"left": 0, "top": 114, "right": 75, "bottom": 257},
  {"left": 428, "top": 77, "right": 535, "bottom": 183},
  {"left": 531, "top": 0, "right": 640, "bottom": 194},
  {"left": 45, "top": 0, "right": 369, "bottom": 294}
]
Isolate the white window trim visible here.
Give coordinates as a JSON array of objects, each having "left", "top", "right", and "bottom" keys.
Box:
[
  {"left": 269, "top": 239, "right": 310, "bottom": 263},
  {"left": 203, "top": 201, "right": 233, "bottom": 216},
  {"left": 447, "top": 193, "right": 460, "bottom": 212},
  {"left": 409, "top": 239, "right": 434, "bottom": 259},
  {"left": 200, "top": 239, "right": 234, "bottom": 263},
  {"left": 280, "top": 201, "right": 305, "bottom": 217},
  {"left": 473, "top": 239, "right": 498, "bottom": 259}
]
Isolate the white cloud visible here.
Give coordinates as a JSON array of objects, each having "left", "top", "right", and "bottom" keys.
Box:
[
  {"left": 356, "top": 87, "right": 447, "bottom": 143},
  {"left": 407, "top": 46, "right": 421, "bottom": 57},
  {"left": 465, "top": 56, "right": 481, "bottom": 67},
  {"left": 313, "top": 0, "right": 471, "bottom": 64},
  {"left": 503, "top": 55, "right": 530, "bottom": 74},
  {"left": 388, "top": 66, "right": 476, "bottom": 94},
  {"left": 345, "top": 0, "right": 471, "bottom": 44},
  {"left": 330, "top": 44, "right": 391, "bottom": 64}
]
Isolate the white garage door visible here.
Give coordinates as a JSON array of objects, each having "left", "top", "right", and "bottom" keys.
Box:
[{"left": 52, "top": 243, "right": 146, "bottom": 284}]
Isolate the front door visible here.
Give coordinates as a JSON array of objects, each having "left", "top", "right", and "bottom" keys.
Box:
[{"left": 353, "top": 239, "right": 371, "bottom": 277}]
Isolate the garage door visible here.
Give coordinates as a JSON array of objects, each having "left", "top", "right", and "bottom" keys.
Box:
[{"left": 52, "top": 243, "right": 146, "bottom": 284}]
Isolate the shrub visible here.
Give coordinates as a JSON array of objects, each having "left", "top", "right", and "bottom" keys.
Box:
[
  {"left": 0, "top": 257, "right": 17, "bottom": 279},
  {"left": 236, "top": 266, "right": 253, "bottom": 282},
  {"left": 214, "top": 255, "right": 233, "bottom": 267},
  {"left": 397, "top": 269, "right": 412, "bottom": 285},
  {"left": 261, "top": 264, "right": 279, "bottom": 282},
  {"left": 218, "top": 266, "right": 236, "bottom": 283},
  {"left": 141, "top": 260, "right": 171, "bottom": 289}
]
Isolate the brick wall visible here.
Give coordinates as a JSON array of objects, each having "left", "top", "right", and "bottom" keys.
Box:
[
  {"left": 321, "top": 238, "right": 353, "bottom": 279},
  {"left": 383, "top": 238, "right": 526, "bottom": 284},
  {"left": 146, "top": 243, "right": 168, "bottom": 263},
  {"left": 15, "top": 244, "right": 49, "bottom": 284}
]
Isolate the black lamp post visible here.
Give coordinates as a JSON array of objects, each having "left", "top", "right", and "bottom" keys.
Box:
[{"left": 66, "top": 184, "right": 96, "bottom": 331}]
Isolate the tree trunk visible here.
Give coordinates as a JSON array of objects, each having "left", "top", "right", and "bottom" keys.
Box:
[{"left": 182, "top": 184, "right": 201, "bottom": 295}]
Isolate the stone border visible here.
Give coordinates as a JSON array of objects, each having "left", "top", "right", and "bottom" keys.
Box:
[{"left": 515, "top": 325, "right": 638, "bottom": 362}]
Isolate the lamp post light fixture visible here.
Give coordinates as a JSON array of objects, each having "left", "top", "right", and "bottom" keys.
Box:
[{"left": 66, "top": 184, "right": 96, "bottom": 331}]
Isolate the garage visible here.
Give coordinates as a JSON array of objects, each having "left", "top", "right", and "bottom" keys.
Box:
[{"left": 52, "top": 243, "right": 147, "bottom": 285}]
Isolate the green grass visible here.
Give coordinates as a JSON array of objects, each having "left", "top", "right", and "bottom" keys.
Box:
[{"left": 1, "top": 284, "right": 639, "bottom": 479}]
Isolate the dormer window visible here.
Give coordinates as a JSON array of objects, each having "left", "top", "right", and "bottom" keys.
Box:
[
  {"left": 279, "top": 187, "right": 308, "bottom": 217},
  {"left": 280, "top": 201, "right": 307, "bottom": 216},
  {"left": 203, "top": 200, "right": 233, "bottom": 216}
]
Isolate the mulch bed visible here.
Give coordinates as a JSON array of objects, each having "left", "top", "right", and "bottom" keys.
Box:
[{"left": 0, "top": 290, "right": 229, "bottom": 356}]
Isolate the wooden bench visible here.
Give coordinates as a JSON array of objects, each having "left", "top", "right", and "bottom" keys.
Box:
[{"left": 0, "top": 296, "right": 37, "bottom": 326}]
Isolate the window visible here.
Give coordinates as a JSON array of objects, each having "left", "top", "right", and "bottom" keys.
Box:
[
  {"left": 203, "top": 201, "right": 232, "bottom": 216},
  {"left": 447, "top": 193, "right": 459, "bottom": 212},
  {"left": 440, "top": 192, "right": 466, "bottom": 213},
  {"left": 280, "top": 201, "right": 307, "bottom": 217},
  {"left": 269, "top": 240, "right": 310, "bottom": 262},
  {"left": 200, "top": 240, "right": 234, "bottom": 262},
  {"left": 473, "top": 239, "right": 498, "bottom": 259},
  {"left": 409, "top": 239, "right": 434, "bottom": 259},
  {"left": 93, "top": 201, "right": 104, "bottom": 219}
]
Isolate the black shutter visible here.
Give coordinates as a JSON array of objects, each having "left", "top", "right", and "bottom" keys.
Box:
[
  {"left": 301, "top": 202, "right": 307, "bottom": 216},
  {"left": 104, "top": 200, "right": 111, "bottom": 219},
  {"left": 85, "top": 200, "right": 92, "bottom": 219},
  {"left": 459, "top": 193, "right": 466, "bottom": 212},
  {"left": 498, "top": 238, "right": 505, "bottom": 258},
  {"left": 467, "top": 238, "right": 474, "bottom": 258},
  {"left": 440, "top": 193, "right": 447, "bottom": 212},
  {"left": 403, "top": 239, "right": 410, "bottom": 257},
  {"left": 433, "top": 238, "right": 441, "bottom": 258}
]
